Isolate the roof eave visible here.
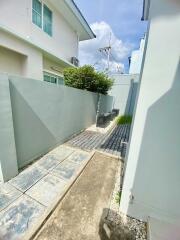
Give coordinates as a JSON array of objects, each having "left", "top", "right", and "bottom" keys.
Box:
[{"left": 64, "top": 0, "right": 96, "bottom": 40}]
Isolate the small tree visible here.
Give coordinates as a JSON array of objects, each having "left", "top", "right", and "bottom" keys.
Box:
[{"left": 63, "top": 65, "right": 113, "bottom": 95}]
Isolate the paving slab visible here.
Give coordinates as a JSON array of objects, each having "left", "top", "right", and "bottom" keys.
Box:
[
  {"left": 67, "top": 150, "right": 90, "bottom": 164},
  {"left": 50, "top": 146, "right": 74, "bottom": 160},
  {"left": 26, "top": 174, "right": 67, "bottom": 207},
  {"left": 0, "top": 183, "right": 22, "bottom": 212},
  {"left": 0, "top": 195, "right": 45, "bottom": 240},
  {"left": 51, "top": 160, "right": 79, "bottom": 181},
  {"left": 9, "top": 166, "right": 47, "bottom": 192},
  {"left": 0, "top": 146, "right": 92, "bottom": 240},
  {"left": 35, "top": 154, "right": 62, "bottom": 171},
  {"left": 34, "top": 152, "right": 119, "bottom": 240}
]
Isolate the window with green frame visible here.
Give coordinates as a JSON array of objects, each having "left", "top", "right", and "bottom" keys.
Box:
[
  {"left": 44, "top": 72, "right": 64, "bottom": 85},
  {"left": 32, "top": 0, "right": 42, "bottom": 28},
  {"left": 43, "top": 5, "right": 52, "bottom": 36}
]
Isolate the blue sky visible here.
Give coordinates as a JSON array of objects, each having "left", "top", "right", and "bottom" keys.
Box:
[{"left": 75, "top": 0, "right": 147, "bottom": 73}]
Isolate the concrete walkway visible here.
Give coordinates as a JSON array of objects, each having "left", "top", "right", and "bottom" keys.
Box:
[
  {"left": 34, "top": 152, "right": 119, "bottom": 240},
  {"left": 0, "top": 146, "right": 92, "bottom": 240}
]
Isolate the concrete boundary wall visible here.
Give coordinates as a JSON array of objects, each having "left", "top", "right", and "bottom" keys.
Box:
[
  {"left": 0, "top": 74, "right": 113, "bottom": 181},
  {"left": 98, "top": 94, "right": 114, "bottom": 114},
  {"left": 109, "top": 74, "right": 139, "bottom": 116},
  {"left": 0, "top": 74, "right": 18, "bottom": 181}
]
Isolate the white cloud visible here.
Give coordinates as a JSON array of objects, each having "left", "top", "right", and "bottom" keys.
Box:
[{"left": 79, "top": 21, "right": 132, "bottom": 73}]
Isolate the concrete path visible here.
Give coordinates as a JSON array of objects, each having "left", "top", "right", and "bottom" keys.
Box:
[
  {"left": 0, "top": 146, "right": 92, "bottom": 240},
  {"left": 67, "top": 124, "right": 131, "bottom": 157},
  {"left": 34, "top": 152, "right": 119, "bottom": 240}
]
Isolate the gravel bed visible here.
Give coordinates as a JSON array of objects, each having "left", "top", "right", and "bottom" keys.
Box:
[{"left": 107, "top": 161, "right": 147, "bottom": 240}]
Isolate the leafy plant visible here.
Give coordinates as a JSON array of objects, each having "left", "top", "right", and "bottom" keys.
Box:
[
  {"left": 63, "top": 65, "right": 113, "bottom": 95},
  {"left": 116, "top": 115, "right": 132, "bottom": 125},
  {"left": 115, "top": 191, "right": 122, "bottom": 205}
]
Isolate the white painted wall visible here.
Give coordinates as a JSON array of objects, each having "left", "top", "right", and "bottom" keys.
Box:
[
  {"left": 0, "top": 30, "right": 43, "bottom": 80},
  {"left": 109, "top": 74, "right": 139, "bottom": 116},
  {"left": 0, "top": 47, "right": 26, "bottom": 76},
  {"left": 120, "top": 0, "right": 180, "bottom": 224},
  {"left": 43, "top": 57, "right": 64, "bottom": 76},
  {"left": 0, "top": 0, "right": 80, "bottom": 79},
  {"left": 129, "top": 38, "right": 145, "bottom": 74},
  {"left": 0, "top": 0, "right": 78, "bottom": 62}
]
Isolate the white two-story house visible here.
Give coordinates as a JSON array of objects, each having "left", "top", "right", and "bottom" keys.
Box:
[{"left": 0, "top": 0, "right": 95, "bottom": 84}]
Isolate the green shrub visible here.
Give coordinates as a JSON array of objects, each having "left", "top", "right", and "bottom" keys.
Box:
[
  {"left": 116, "top": 115, "right": 132, "bottom": 125},
  {"left": 115, "top": 191, "right": 122, "bottom": 205},
  {"left": 63, "top": 65, "right": 113, "bottom": 95}
]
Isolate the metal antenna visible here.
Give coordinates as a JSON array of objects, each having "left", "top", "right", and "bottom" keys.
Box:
[{"left": 98, "top": 32, "right": 112, "bottom": 72}]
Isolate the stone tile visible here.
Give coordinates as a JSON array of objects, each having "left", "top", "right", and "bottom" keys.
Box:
[
  {"left": 35, "top": 154, "right": 61, "bottom": 171},
  {"left": 67, "top": 151, "right": 90, "bottom": 165},
  {"left": 0, "top": 195, "right": 45, "bottom": 240},
  {"left": 26, "top": 174, "right": 67, "bottom": 207},
  {"left": 51, "top": 146, "right": 74, "bottom": 161},
  {"left": 0, "top": 183, "right": 22, "bottom": 212},
  {"left": 9, "top": 166, "right": 47, "bottom": 192},
  {"left": 51, "top": 161, "right": 79, "bottom": 181}
]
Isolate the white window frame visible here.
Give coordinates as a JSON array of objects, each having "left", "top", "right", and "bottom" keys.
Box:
[
  {"left": 43, "top": 4, "right": 53, "bottom": 36},
  {"left": 31, "top": 0, "right": 53, "bottom": 37},
  {"left": 43, "top": 71, "right": 64, "bottom": 85}
]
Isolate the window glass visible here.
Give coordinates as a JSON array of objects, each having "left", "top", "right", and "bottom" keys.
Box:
[
  {"left": 32, "top": 0, "right": 42, "bottom": 28},
  {"left": 50, "top": 76, "right": 57, "bottom": 84},
  {"left": 43, "top": 5, "right": 52, "bottom": 36},
  {"left": 58, "top": 76, "right": 64, "bottom": 85},
  {"left": 44, "top": 72, "right": 63, "bottom": 85},
  {"left": 44, "top": 74, "right": 51, "bottom": 82}
]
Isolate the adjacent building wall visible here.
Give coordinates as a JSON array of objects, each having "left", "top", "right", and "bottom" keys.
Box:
[
  {"left": 129, "top": 38, "right": 146, "bottom": 74},
  {"left": 120, "top": 0, "right": 180, "bottom": 224},
  {"left": 109, "top": 74, "right": 139, "bottom": 116}
]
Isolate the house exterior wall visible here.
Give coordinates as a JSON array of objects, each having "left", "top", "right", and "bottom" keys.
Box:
[
  {"left": 120, "top": 0, "right": 180, "bottom": 224},
  {"left": 0, "top": 30, "right": 43, "bottom": 80},
  {"left": 109, "top": 74, "right": 139, "bottom": 116},
  {"left": 0, "top": 46, "right": 26, "bottom": 76},
  {"left": 0, "top": 0, "right": 80, "bottom": 79},
  {"left": 0, "top": 0, "right": 78, "bottom": 62},
  {"left": 43, "top": 57, "right": 64, "bottom": 76}
]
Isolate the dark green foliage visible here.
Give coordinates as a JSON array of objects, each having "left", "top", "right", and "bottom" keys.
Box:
[
  {"left": 63, "top": 65, "right": 113, "bottom": 95},
  {"left": 116, "top": 115, "right": 132, "bottom": 125}
]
